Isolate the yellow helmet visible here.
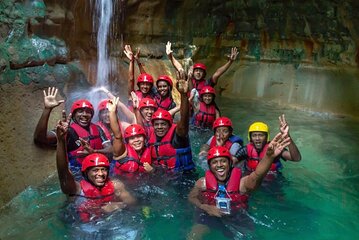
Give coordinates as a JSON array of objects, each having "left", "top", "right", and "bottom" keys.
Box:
[{"left": 248, "top": 122, "right": 269, "bottom": 141}]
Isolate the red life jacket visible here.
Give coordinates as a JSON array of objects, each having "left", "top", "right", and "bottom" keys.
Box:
[
  {"left": 203, "top": 168, "right": 248, "bottom": 210},
  {"left": 155, "top": 95, "right": 175, "bottom": 111},
  {"left": 96, "top": 120, "right": 124, "bottom": 141},
  {"left": 246, "top": 143, "right": 281, "bottom": 171},
  {"left": 113, "top": 144, "right": 152, "bottom": 174},
  {"left": 209, "top": 135, "right": 244, "bottom": 150},
  {"left": 191, "top": 78, "right": 207, "bottom": 92},
  {"left": 68, "top": 123, "right": 103, "bottom": 164},
  {"left": 193, "top": 102, "right": 216, "bottom": 128},
  {"left": 77, "top": 179, "right": 115, "bottom": 222},
  {"left": 148, "top": 124, "right": 195, "bottom": 172},
  {"left": 148, "top": 124, "right": 177, "bottom": 169}
]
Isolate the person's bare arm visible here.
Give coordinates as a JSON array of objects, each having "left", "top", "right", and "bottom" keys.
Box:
[
  {"left": 56, "top": 113, "right": 80, "bottom": 195},
  {"left": 34, "top": 87, "right": 64, "bottom": 147},
  {"left": 240, "top": 132, "right": 291, "bottom": 193},
  {"left": 124, "top": 45, "right": 135, "bottom": 97},
  {"left": 212, "top": 47, "right": 238, "bottom": 85},
  {"left": 175, "top": 70, "right": 190, "bottom": 137},
  {"left": 134, "top": 48, "right": 146, "bottom": 74},
  {"left": 279, "top": 114, "right": 302, "bottom": 162},
  {"left": 168, "top": 105, "right": 180, "bottom": 116},
  {"left": 108, "top": 97, "right": 126, "bottom": 158},
  {"left": 188, "top": 178, "right": 223, "bottom": 217},
  {"left": 114, "top": 180, "right": 136, "bottom": 205},
  {"left": 166, "top": 41, "right": 184, "bottom": 73}
]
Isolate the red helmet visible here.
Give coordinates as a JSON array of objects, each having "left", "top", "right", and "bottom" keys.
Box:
[
  {"left": 200, "top": 86, "right": 216, "bottom": 96},
  {"left": 213, "top": 117, "right": 232, "bottom": 130},
  {"left": 71, "top": 99, "right": 94, "bottom": 115},
  {"left": 151, "top": 108, "right": 173, "bottom": 125},
  {"left": 124, "top": 124, "right": 146, "bottom": 139},
  {"left": 207, "top": 146, "right": 231, "bottom": 164},
  {"left": 81, "top": 153, "right": 110, "bottom": 172},
  {"left": 156, "top": 75, "right": 173, "bottom": 88},
  {"left": 97, "top": 99, "right": 109, "bottom": 112},
  {"left": 193, "top": 63, "right": 207, "bottom": 71},
  {"left": 139, "top": 98, "right": 157, "bottom": 110},
  {"left": 137, "top": 73, "right": 154, "bottom": 86}
]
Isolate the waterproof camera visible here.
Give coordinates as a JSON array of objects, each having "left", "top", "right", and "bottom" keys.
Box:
[{"left": 215, "top": 196, "right": 231, "bottom": 214}]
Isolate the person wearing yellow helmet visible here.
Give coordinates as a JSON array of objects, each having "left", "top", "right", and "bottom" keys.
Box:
[{"left": 235, "top": 114, "right": 301, "bottom": 174}]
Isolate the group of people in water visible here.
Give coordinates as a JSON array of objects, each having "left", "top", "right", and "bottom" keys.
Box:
[{"left": 33, "top": 42, "right": 302, "bottom": 239}]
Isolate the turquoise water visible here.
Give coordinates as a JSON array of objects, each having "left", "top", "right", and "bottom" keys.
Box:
[{"left": 1, "top": 97, "right": 359, "bottom": 240}]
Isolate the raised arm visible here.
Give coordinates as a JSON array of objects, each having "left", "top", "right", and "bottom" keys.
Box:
[
  {"left": 134, "top": 48, "right": 146, "bottom": 74},
  {"left": 166, "top": 41, "right": 185, "bottom": 73},
  {"left": 108, "top": 97, "right": 126, "bottom": 158},
  {"left": 279, "top": 114, "right": 302, "bottom": 162},
  {"left": 175, "top": 70, "right": 190, "bottom": 137},
  {"left": 56, "top": 113, "right": 79, "bottom": 195},
  {"left": 34, "top": 87, "right": 64, "bottom": 147},
  {"left": 212, "top": 47, "right": 238, "bottom": 85},
  {"left": 124, "top": 45, "right": 135, "bottom": 97},
  {"left": 240, "top": 132, "right": 291, "bottom": 193}
]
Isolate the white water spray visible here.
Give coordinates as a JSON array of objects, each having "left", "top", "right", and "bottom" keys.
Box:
[{"left": 95, "top": 0, "right": 113, "bottom": 87}]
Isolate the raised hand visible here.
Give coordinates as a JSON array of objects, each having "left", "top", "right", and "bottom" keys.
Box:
[
  {"left": 266, "top": 132, "right": 291, "bottom": 158},
  {"left": 166, "top": 41, "right": 173, "bottom": 55},
  {"left": 43, "top": 87, "right": 64, "bottom": 109},
  {"left": 279, "top": 114, "right": 289, "bottom": 136},
  {"left": 107, "top": 97, "right": 119, "bottom": 113},
  {"left": 134, "top": 47, "right": 141, "bottom": 60},
  {"left": 130, "top": 91, "right": 139, "bottom": 109},
  {"left": 123, "top": 45, "right": 134, "bottom": 60},
  {"left": 176, "top": 69, "right": 189, "bottom": 94},
  {"left": 56, "top": 111, "right": 71, "bottom": 140},
  {"left": 77, "top": 138, "right": 92, "bottom": 156},
  {"left": 228, "top": 47, "right": 239, "bottom": 61}
]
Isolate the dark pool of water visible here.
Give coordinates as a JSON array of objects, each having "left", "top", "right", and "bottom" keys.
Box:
[{"left": 1, "top": 97, "right": 359, "bottom": 240}]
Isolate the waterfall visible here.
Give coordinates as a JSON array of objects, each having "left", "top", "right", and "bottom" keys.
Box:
[{"left": 94, "top": 0, "right": 113, "bottom": 87}]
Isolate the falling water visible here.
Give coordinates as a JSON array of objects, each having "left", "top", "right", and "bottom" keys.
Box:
[{"left": 94, "top": 0, "right": 113, "bottom": 87}]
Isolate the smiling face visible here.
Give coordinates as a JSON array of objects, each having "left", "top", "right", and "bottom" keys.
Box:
[
  {"left": 193, "top": 68, "right": 205, "bottom": 80},
  {"left": 202, "top": 93, "right": 214, "bottom": 105},
  {"left": 128, "top": 135, "right": 145, "bottom": 152},
  {"left": 250, "top": 131, "right": 268, "bottom": 151},
  {"left": 139, "top": 82, "right": 152, "bottom": 94},
  {"left": 153, "top": 119, "right": 170, "bottom": 138},
  {"left": 73, "top": 108, "right": 93, "bottom": 128},
  {"left": 86, "top": 166, "right": 109, "bottom": 188},
  {"left": 209, "top": 157, "right": 231, "bottom": 184},
  {"left": 140, "top": 107, "right": 155, "bottom": 122},
  {"left": 157, "top": 80, "right": 170, "bottom": 97}
]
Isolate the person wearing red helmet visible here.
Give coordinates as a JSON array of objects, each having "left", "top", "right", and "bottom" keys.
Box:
[
  {"left": 123, "top": 45, "right": 156, "bottom": 108},
  {"left": 154, "top": 75, "right": 177, "bottom": 112},
  {"left": 107, "top": 97, "right": 153, "bottom": 175},
  {"left": 199, "top": 116, "right": 244, "bottom": 164},
  {"left": 96, "top": 99, "right": 134, "bottom": 141},
  {"left": 192, "top": 86, "right": 220, "bottom": 129},
  {"left": 147, "top": 71, "right": 195, "bottom": 172},
  {"left": 166, "top": 41, "right": 239, "bottom": 93},
  {"left": 64, "top": 99, "right": 113, "bottom": 178},
  {"left": 133, "top": 97, "right": 157, "bottom": 139},
  {"left": 188, "top": 133, "right": 291, "bottom": 238},
  {"left": 55, "top": 119, "right": 136, "bottom": 223}
]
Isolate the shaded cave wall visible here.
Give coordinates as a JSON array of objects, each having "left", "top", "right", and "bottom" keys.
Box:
[{"left": 0, "top": 0, "right": 359, "bottom": 206}]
